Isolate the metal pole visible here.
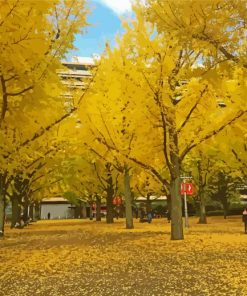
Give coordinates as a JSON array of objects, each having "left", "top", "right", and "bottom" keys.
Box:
[{"left": 183, "top": 179, "right": 189, "bottom": 228}]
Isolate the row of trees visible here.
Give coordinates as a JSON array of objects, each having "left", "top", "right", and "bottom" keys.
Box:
[
  {"left": 0, "top": 0, "right": 88, "bottom": 234},
  {"left": 74, "top": 1, "right": 247, "bottom": 240},
  {"left": 1, "top": 0, "right": 246, "bottom": 240}
]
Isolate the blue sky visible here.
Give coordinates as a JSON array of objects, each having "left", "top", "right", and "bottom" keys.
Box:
[{"left": 69, "top": 0, "right": 133, "bottom": 59}]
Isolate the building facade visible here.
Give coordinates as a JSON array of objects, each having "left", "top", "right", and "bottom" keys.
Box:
[{"left": 40, "top": 197, "right": 88, "bottom": 219}]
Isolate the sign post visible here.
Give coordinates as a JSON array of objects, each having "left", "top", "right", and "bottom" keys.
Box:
[
  {"left": 180, "top": 177, "right": 193, "bottom": 228},
  {"left": 183, "top": 179, "right": 189, "bottom": 228}
]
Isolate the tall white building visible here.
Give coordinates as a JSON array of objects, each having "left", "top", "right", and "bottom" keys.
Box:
[
  {"left": 58, "top": 56, "right": 96, "bottom": 91},
  {"left": 56, "top": 55, "right": 99, "bottom": 111}
]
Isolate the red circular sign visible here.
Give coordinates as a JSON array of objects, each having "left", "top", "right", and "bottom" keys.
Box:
[{"left": 113, "top": 197, "right": 122, "bottom": 205}]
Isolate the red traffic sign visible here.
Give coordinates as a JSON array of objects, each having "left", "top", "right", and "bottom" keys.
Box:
[
  {"left": 180, "top": 183, "right": 193, "bottom": 195},
  {"left": 113, "top": 196, "right": 122, "bottom": 205}
]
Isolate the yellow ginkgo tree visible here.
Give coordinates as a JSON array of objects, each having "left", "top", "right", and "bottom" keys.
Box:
[
  {"left": 80, "top": 3, "right": 247, "bottom": 240},
  {"left": 145, "top": 0, "right": 247, "bottom": 70},
  {"left": 0, "top": 0, "right": 88, "bottom": 236}
]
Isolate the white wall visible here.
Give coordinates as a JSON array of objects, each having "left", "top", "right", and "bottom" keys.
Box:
[{"left": 41, "top": 204, "right": 74, "bottom": 219}]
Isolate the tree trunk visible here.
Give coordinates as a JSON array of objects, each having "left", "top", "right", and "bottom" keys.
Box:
[
  {"left": 222, "top": 198, "right": 228, "bottom": 219},
  {"left": 198, "top": 192, "right": 207, "bottom": 224},
  {"left": 11, "top": 195, "right": 21, "bottom": 228},
  {"left": 119, "top": 204, "right": 124, "bottom": 218},
  {"left": 34, "top": 203, "right": 40, "bottom": 220},
  {"left": 223, "top": 206, "right": 227, "bottom": 219},
  {"left": 167, "top": 194, "right": 171, "bottom": 222},
  {"left": 89, "top": 204, "right": 93, "bottom": 220},
  {"left": 29, "top": 203, "right": 34, "bottom": 220},
  {"left": 146, "top": 194, "right": 152, "bottom": 213},
  {"left": 197, "top": 160, "right": 207, "bottom": 224},
  {"left": 0, "top": 174, "right": 6, "bottom": 237},
  {"left": 23, "top": 195, "right": 29, "bottom": 224},
  {"left": 79, "top": 202, "right": 82, "bottom": 218},
  {"left": 106, "top": 164, "right": 114, "bottom": 224},
  {"left": 168, "top": 110, "right": 183, "bottom": 240},
  {"left": 106, "top": 194, "right": 114, "bottom": 223},
  {"left": 124, "top": 165, "right": 134, "bottom": 229},
  {"left": 0, "top": 189, "right": 5, "bottom": 237},
  {"left": 170, "top": 176, "right": 184, "bottom": 240},
  {"left": 96, "top": 195, "right": 101, "bottom": 222},
  {"left": 82, "top": 205, "right": 87, "bottom": 218}
]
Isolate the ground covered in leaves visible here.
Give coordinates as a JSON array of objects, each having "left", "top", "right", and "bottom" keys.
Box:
[{"left": 1, "top": 216, "right": 247, "bottom": 296}]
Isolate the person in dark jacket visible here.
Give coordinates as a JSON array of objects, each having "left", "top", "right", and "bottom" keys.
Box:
[
  {"left": 147, "top": 211, "right": 152, "bottom": 223},
  {"left": 242, "top": 208, "right": 247, "bottom": 234},
  {"left": 166, "top": 210, "right": 171, "bottom": 223}
]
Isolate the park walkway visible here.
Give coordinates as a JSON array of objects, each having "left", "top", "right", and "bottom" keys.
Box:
[{"left": 1, "top": 217, "right": 247, "bottom": 296}]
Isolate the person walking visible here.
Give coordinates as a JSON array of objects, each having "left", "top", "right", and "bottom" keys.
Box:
[
  {"left": 242, "top": 208, "right": 247, "bottom": 234},
  {"left": 147, "top": 211, "right": 152, "bottom": 223},
  {"left": 166, "top": 210, "right": 171, "bottom": 223}
]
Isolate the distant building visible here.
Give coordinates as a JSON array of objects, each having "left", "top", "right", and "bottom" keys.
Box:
[
  {"left": 58, "top": 56, "right": 95, "bottom": 90},
  {"left": 41, "top": 197, "right": 73, "bottom": 219},
  {"left": 240, "top": 195, "right": 247, "bottom": 206},
  {"left": 40, "top": 57, "right": 99, "bottom": 218},
  {"left": 238, "top": 186, "right": 247, "bottom": 206},
  {"left": 57, "top": 55, "right": 98, "bottom": 115},
  {"left": 57, "top": 56, "right": 98, "bottom": 96},
  {"left": 134, "top": 196, "right": 167, "bottom": 209},
  {"left": 40, "top": 197, "right": 88, "bottom": 219}
]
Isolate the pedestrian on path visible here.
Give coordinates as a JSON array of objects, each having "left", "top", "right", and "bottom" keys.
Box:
[
  {"left": 147, "top": 211, "right": 152, "bottom": 223},
  {"left": 242, "top": 208, "right": 247, "bottom": 234},
  {"left": 166, "top": 210, "right": 171, "bottom": 223}
]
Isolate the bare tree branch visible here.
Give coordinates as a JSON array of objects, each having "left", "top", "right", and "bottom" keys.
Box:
[
  {"left": 192, "top": 33, "right": 247, "bottom": 69},
  {"left": 93, "top": 162, "right": 107, "bottom": 190},
  {"left": 6, "top": 85, "right": 33, "bottom": 97},
  {"left": 0, "top": 0, "right": 20, "bottom": 27},
  {"left": 177, "top": 85, "right": 208, "bottom": 134},
  {"left": 180, "top": 110, "right": 247, "bottom": 161},
  {"left": 0, "top": 75, "right": 8, "bottom": 125},
  {"left": 232, "top": 149, "right": 247, "bottom": 175}
]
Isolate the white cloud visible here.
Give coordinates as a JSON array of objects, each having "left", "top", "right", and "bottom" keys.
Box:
[{"left": 97, "top": 0, "right": 132, "bottom": 15}]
